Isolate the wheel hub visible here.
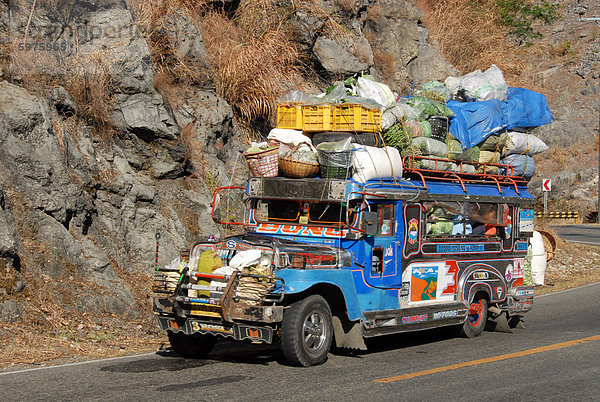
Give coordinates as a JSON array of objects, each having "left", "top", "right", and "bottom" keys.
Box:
[{"left": 303, "top": 312, "right": 326, "bottom": 351}]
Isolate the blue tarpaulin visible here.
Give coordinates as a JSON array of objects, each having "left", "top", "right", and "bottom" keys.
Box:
[{"left": 447, "top": 87, "right": 553, "bottom": 149}]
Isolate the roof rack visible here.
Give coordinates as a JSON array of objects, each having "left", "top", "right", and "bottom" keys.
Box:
[{"left": 402, "top": 155, "right": 528, "bottom": 195}]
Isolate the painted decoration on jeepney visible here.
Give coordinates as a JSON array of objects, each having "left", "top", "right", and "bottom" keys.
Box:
[
  {"left": 226, "top": 240, "right": 237, "bottom": 249},
  {"left": 404, "top": 261, "right": 458, "bottom": 303},
  {"left": 407, "top": 218, "right": 419, "bottom": 244},
  {"left": 505, "top": 214, "right": 512, "bottom": 237},
  {"left": 505, "top": 263, "right": 514, "bottom": 281},
  {"left": 254, "top": 223, "right": 350, "bottom": 238},
  {"left": 410, "top": 265, "right": 438, "bottom": 301}
]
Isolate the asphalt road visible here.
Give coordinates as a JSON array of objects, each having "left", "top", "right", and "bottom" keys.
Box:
[
  {"left": 1, "top": 282, "right": 599, "bottom": 401},
  {"left": 553, "top": 224, "right": 600, "bottom": 247}
]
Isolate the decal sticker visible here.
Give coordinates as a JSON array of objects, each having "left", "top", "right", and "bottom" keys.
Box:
[
  {"left": 399, "top": 282, "right": 410, "bottom": 297},
  {"left": 407, "top": 218, "right": 419, "bottom": 244},
  {"left": 436, "top": 243, "right": 485, "bottom": 253},
  {"left": 519, "top": 209, "right": 534, "bottom": 233},
  {"left": 432, "top": 310, "right": 458, "bottom": 320},
  {"left": 514, "top": 258, "right": 525, "bottom": 278},
  {"left": 514, "top": 241, "right": 528, "bottom": 251},
  {"left": 192, "top": 321, "right": 234, "bottom": 335},
  {"left": 473, "top": 272, "right": 489, "bottom": 280},
  {"left": 402, "top": 314, "right": 428, "bottom": 324},
  {"left": 496, "top": 286, "right": 503, "bottom": 298},
  {"left": 505, "top": 264, "right": 514, "bottom": 282},
  {"left": 411, "top": 265, "right": 438, "bottom": 302},
  {"left": 226, "top": 240, "right": 237, "bottom": 249}
]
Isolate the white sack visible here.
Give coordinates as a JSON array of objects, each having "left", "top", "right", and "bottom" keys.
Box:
[
  {"left": 229, "top": 249, "right": 262, "bottom": 270},
  {"left": 268, "top": 128, "right": 316, "bottom": 152},
  {"left": 352, "top": 145, "right": 402, "bottom": 182},
  {"left": 503, "top": 132, "right": 548, "bottom": 155}
]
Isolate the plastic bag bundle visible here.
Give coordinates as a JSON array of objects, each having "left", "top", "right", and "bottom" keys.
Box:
[
  {"left": 419, "top": 159, "right": 452, "bottom": 171},
  {"left": 412, "top": 137, "right": 448, "bottom": 157},
  {"left": 503, "top": 132, "right": 548, "bottom": 155},
  {"left": 356, "top": 76, "right": 396, "bottom": 109},
  {"left": 499, "top": 154, "right": 536, "bottom": 181},
  {"left": 407, "top": 96, "right": 455, "bottom": 120},
  {"left": 446, "top": 138, "right": 462, "bottom": 158},
  {"left": 279, "top": 143, "right": 318, "bottom": 163},
  {"left": 381, "top": 103, "right": 418, "bottom": 129},
  {"left": 415, "top": 80, "right": 453, "bottom": 103},
  {"left": 459, "top": 64, "right": 508, "bottom": 102},
  {"left": 404, "top": 120, "right": 424, "bottom": 138}
]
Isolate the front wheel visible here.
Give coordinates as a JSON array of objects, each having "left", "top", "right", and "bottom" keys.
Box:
[
  {"left": 281, "top": 295, "right": 333, "bottom": 367},
  {"left": 168, "top": 331, "right": 217, "bottom": 358},
  {"left": 459, "top": 297, "right": 488, "bottom": 338}
]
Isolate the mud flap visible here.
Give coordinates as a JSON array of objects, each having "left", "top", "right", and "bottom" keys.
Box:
[
  {"left": 332, "top": 315, "right": 367, "bottom": 350},
  {"left": 485, "top": 306, "right": 512, "bottom": 333}
]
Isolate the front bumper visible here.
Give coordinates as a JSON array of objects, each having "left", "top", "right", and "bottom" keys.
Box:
[{"left": 158, "top": 315, "right": 275, "bottom": 343}]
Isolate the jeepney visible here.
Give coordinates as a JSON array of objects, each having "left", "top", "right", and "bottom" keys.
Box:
[{"left": 153, "top": 160, "right": 536, "bottom": 366}]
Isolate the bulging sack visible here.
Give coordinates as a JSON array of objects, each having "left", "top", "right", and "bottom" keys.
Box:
[
  {"left": 352, "top": 144, "right": 402, "bottom": 182},
  {"left": 499, "top": 154, "right": 536, "bottom": 180},
  {"left": 503, "top": 132, "right": 548, "bottom": 155}
]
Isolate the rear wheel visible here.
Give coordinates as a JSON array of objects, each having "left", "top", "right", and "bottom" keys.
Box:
[
  {"left": 168, "top": 331, "right": 217, "bottom": 358},
  {"left": 281, "top": 295, "right": 333, "bottom": 367},
  {"left": 459, "top": 297, "right": 488, "bottom": 338}
]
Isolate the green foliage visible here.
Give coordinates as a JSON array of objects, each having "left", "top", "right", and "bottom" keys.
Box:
[{"left": 494, "top": 0, "right": 560, "bottom": 40}]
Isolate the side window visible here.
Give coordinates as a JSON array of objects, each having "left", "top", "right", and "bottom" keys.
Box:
[
  {"left": 377, "top": 204, "right": 395, "bottom": 236},
  {"left": 424, "top": 202, "right": 509, "bottom": 238}
]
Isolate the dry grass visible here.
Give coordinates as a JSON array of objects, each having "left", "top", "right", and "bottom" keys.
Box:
[
  {"left": 200, "top": 9, "right": 302, "bottom": 129},
  {"left": 62, "top": 53, "right": 116, "bottom": 141},
  {"left": 6, "top": 35, "right": 116, "bottom": 141},
  {"left": 421, "top": 0, "right": 527, "bottom": 82}
]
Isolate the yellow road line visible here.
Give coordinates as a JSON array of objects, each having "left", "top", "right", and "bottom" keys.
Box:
[{"left": 374, "top": 334, "right": 600, "bottom": 384}]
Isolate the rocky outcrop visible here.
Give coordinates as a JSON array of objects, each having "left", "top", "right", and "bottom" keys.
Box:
[{"left": 0, "top": 0, "right": 463, "bottom": 319}]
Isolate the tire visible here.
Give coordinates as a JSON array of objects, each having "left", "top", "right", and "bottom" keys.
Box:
[
  {"left": 459, "top": 297, "right": 488, "bottom": 338},
  {"left": 168, "top": 331, "right": 217, "bottom": 358},
  {"left": 311, "top": 132, "right": 382, "bottom": 147},
  {"left": 281, "top": 295, "right": 333, "bottom": 367}
]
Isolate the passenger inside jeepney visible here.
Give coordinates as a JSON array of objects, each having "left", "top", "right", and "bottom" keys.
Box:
[{"left": 471, "top": 204, "right": 500, "bottom": 236}]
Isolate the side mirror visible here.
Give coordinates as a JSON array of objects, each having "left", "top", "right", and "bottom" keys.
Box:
[
  {"left": 365, "top": 211, "right": 378, "bottom": 236},
  {"left": 213, "top": 207, "right": 222, "bottom": 222}
]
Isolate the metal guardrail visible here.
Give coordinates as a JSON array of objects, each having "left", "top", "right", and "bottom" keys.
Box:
[{"left": 536, "top": 211, "right": 579, "bottom": 222}]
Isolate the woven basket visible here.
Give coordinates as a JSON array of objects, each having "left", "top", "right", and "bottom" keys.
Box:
[
  {"left": 244, "top": 147, "right": 279, "bottom": 177},
  {"left": 279, "top": 157, "right": 319, "bottom": 178}
]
